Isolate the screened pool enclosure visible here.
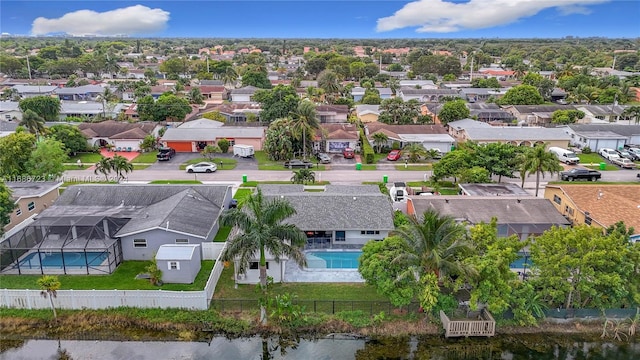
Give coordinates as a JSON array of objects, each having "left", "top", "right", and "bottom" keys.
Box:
[{"left": 0, "top": 215, "right": 124, "bottom": 275}]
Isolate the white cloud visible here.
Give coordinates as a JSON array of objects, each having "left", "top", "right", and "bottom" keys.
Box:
[
  {"left": 376, "top": 0, "right": 609, "bottom": 33},
  {"left": 31, "top": 5, "right": 170, "bottom": 36}
]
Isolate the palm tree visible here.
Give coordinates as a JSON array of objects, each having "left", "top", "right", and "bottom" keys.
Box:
[
  {"left": 94, "top": 157, "right": 113, "bottom": 181},
  {"left": 317, "top": 70, "right": 341, "bottom": 103},
  {"left": 622, "top": 105, "right": 640, "bottom": 124},
  {"left": 372, "top": 132, "right": 389, "bottom": 153},
  {"left": 111, "top": 155, "right": 133, "bottom": 182},
  {"left": 290, "top": 100, "right": 319, "bottom": 159},
  {"left": 19, "top": 109, "right": 46, "bottom": 135},
  {"left": 403, "top": 143, "right": 428, "bottom": 163},
  {"left": 187, "top": 87, "right": 204, "bottom": 104},
  {"left": 392, "top": 209, "right": 475, "bottom": 283},
  {"left": 37, "top": 275, "right": 61, "bottom": 320},
  {"left": 221, "top": 188, "right": 307, "bottom": 325},
  {"left": 222, "top": 67, "right": 238, "bottom": 88},
  {"left": 97, "top": 87, "right": 117, "bottom": 118},
  {"left": 522, "top": 145, "right": 563, "bottom": 197},
  {"left": 291, "top": 168, "right": 315, "bottom": 184}
]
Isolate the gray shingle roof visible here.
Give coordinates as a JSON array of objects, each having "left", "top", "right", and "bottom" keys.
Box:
[
  {"left": 55, "top": 85, "right": 108, "bottom": 94},
  {"left": 464, "top": 127, "right": 571, "bottom": 141},
  {"left": 42, "top": 185, "right": 230, "bottom": 238},
  {"left": 259, "top": 185, "right": 395, "bottom": 231},
  {"left": 410, "top": 196, "right": 570, "bottom": 225},
  {"left": 231, "top": 86, "right": 260, "bottom": 94},
  {"left": 567, "top": 124, "right": 640, "bottom": 137},
  {"left": 446, "top": 119, "right": 492, "bottom": 129},
  {"left": 5, "top": 181, "right": 62, "bottom": 200}
]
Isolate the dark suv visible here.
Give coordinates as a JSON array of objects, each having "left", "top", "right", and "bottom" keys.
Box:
[{"left": 156, "top": 147, "right": 176, "bottom": 161}]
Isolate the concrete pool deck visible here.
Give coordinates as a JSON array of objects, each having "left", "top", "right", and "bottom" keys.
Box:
[{"left": 284, "top": 260, "right": 364, "bottom": 283}]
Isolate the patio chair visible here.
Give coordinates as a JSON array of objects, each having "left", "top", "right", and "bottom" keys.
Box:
[
  {"left": 127, "top": 147, "right": 132, "bottom": 152},
  {"left": 116, "top": 147, "right": 122, "bottom": 152}
]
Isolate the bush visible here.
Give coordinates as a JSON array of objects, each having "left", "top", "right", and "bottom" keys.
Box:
[
  {"left": 392, "top": 142, "right": 401, "bottom": 150},
  {"left": 217, "top": 139, "right": 230, "bottom": 153},
  {"left": 582, "top": 146, "right": 592, "bottom": 154},
  {"left": 335, "top": 310, "right": 372, "bottom": 327},
  {"left": 359, "top": 127, "right": 375, "bottom": 164}
]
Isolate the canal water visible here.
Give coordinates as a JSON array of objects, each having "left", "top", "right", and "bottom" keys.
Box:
[{"left": 1, "top": 336, "right": 639, "bottom": 359}]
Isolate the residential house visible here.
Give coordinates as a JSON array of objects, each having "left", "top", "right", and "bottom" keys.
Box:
[
  {"left": 192, "top": 85, "right": 227, "bottom": 104},
  {"left": 562, "top": 124, "right": 640, "bottom": 151},
  {"left": 12, "top": 85, "right": 58, "bottom": 98},
  {"left": 230, "top": 86, "right": 260, "bottom": 102},
  {"left": 160, "top": 125, "right": 266, "bottom": 152},
  {"left": 78, "top": 120, "right": 158, "bottom": 150},
  {"left": 207, "top": 103, "right": 262, "bottom": 123},
  {"left": 460, "top": 87, "right": 509, "bottom": 103},
  {"left": 200, "top": 80, "right": 224, "bottom": 86},
  {"left": 354, "top": 104, "right": 381, "bottom": 123},
  {"left": 60, "top": 101, "right": 127, "bottom": 120},
  {"left": 407, "top": 196, "right": 570, "bottom": 240},
  {"left": 0, "top": 101, "right": 22, "bottom": 121},
  {"left": 55, "top": 85, "right": 110, "bottom": 101},
  {"left": 399, "top": 80, "right": 437, "bottom": 89},
  {"left": 0, "top": 185, "right": 233, "bottom": 275},
  {"left": 477, "top": 68, "right": 515, "bottom": 80},
  {"left": 365, "top": 122, "right": 454, "bottom": 154},
  {"left": 316, "top": 105, "right": 349, "bottom": 123},
  {"left": 398, "top": 88, "right": 461, "bottom": 102},
  {"left": 544, "top": 184, "right": 640, "bottom": 242},
  {"left": 2, "top": 181, "right": 62, "bottom": 236},
  {"left": 502, "top": 105, "right": 575, "bottom": 125},
  {"left": 315, "top": 123, "right": 360, "bottom": 153},
  {"left": 378, "top": 87, "right": 393, "bottom": 100},
  {"left": 0, "top": 119, "right": 19, "bottom": 138},
  {"left": 447, "top": 119, "right": 493, "bottom": 142},
  {"left": 351, "top": 87, "right": 366, "bottom": 102},
  {"left": 232, "top": 185, "right": 395, "bottom": 284},
  {"left": 455, "top": 124, "right": 571, "bottom": 148},
  {"left": 467, "top": 103, "right": 516, "bottom": 124},
  {"left": 458, "top": 183, "right": 531, "bottom": 197},
  {"left": 575, "top": 104, "right": 629, "bottom": 124},
  {"left": 155, "top": 244, "right": 202, "bottom": 284}
]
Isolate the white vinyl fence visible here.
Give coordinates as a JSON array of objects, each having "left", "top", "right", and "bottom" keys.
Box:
[{"left": 0, "top": 242, "right": 228, "bottom": 311}]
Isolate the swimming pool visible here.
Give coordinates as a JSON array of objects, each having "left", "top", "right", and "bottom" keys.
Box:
[
  {"left": 17, "top": 252, "right": 108, "bottom": 269},
  {"left": 306, "top": 251, "right": 362, "bottom": 269}
]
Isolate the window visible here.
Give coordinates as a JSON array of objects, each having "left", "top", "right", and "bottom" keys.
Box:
[
  {"left": 553, "top": 195, "right": 562, "bottom": 205},
  {"left": 366, "top": 230, "right": 375, "bottom": 235},
  {"left": 133, "top": 239, "right": 147, "bottom": 248},
  {"left": 564, "top": 206, "right": 574, "bottom": 216},
  {"left": 16, "top": 208, "right": 22, "bottom": 216},
  {"left": 175, "top": 239, "right": 189, "bottom": 244},
  {"left": 585, "top": 217, "right": 592, "bottom": 225},
  {"left": 250, "top": 262, "right": 268, "bottom": 270},
  {"left": 375, "top": 231, "right": 380, "bottom": 235},
  {"left": 27, "top": 202, "right": 35, "bottom": 212},
  {"left": 168, "top": 261, "right": 180, "bottom": 270},
  {"left": 360, "top": 231, "right": 365, "bottom": 235}
]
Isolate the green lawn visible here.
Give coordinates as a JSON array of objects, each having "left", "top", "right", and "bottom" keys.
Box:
[
  {"left": 131, "top": 151, "right": 159, "bottom": 163},
  {"left": 148, "top": 180, "right": 203, "bottom": 184},
  {"left": 0, "top": 261, "right": 214, "bottom": 291},
  {"left": 359, "top": 164, "right": 378, "bottom": 170},
  {"left": 132, "top": 165, "right": 150, "bottom": 170},
  {"left": 68, "top": 152, "right": 103, "bottom": 163},
  {"left": 233, "top": 188, "right": 253, "bottom": 203},
  {"left": 585, "top": 164, "right": 619, "bottom": 171},
  {"left": 578, "top": 153, "right": 605, "bottom": 164},
  {"left": 395, "top": 164, "right": 432, "bottom": 171},
  {"left": 239, "top": 180, "right": 330, "bottom": 187},
  {"left": 214, "top": 226, "right": 232, "bottom": 242},
  {"left": 213, "top": 265, "right": 387, "bottom": 301},
  {"left": 63, "top": 164, "right": 91, "bottom": 170},
  {"left": 179, "top": 157, "right": 238, "bottom": 170}
]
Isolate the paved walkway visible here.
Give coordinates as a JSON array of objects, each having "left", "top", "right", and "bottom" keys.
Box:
[
  {"left": 99, "top": 148, "right": 140, "bottom": 161},
  {"left": 284, "top": 260, "right": 364, "bottom": 283}
]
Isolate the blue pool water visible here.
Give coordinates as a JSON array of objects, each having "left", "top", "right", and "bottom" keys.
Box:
[
  {"left": 18, "top": 252, "right": 108, "bottom": 269},
  {"left": 307, "top": 251, "right": 362, "bottom": 269}
]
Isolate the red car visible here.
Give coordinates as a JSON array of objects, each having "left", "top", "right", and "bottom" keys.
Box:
[
  {"left": 343, "top": 147, "right": 355, "bottom": 159},
  {"left": 387, "top": 150, "right": 402, "bottom": 161}
]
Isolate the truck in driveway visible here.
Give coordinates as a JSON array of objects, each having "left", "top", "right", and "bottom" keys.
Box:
[
  {"left": 560, "top": 168, "right": 602, "bottom": 181},
  {"left": 233, "top": 144, "right": 254, "bottom": 158}
]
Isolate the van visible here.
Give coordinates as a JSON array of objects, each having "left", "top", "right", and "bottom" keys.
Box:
[{"left": 549, "top": 147, "right": 579, "bottom": 165}]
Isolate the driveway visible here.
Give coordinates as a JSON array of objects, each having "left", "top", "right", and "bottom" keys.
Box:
[{"left": 146, "top": 152, "right": 201, "bottom": 170}]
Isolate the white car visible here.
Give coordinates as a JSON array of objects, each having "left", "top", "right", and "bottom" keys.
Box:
[
  {"left": 186, "top": 162, "right": 217, "bottom": 173},
  {"left": 598, "top": 148, "right": 619, "bottom": 161}
]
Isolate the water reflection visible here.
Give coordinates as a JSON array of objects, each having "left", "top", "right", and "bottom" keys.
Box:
[{"left": 0, "top": 336, "right": 638, "bottom": 360}]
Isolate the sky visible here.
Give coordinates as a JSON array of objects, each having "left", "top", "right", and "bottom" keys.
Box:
[{"left": 1, "top": 0, "right": 639, "bottom": 39}]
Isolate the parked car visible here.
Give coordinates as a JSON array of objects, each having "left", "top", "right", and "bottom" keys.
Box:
[
  {"left": 342, "top": 147, "right": 355, "bottom": 159},
  {"left": 560, "top": 168, "right": 602, "bottom": 182},
  {"left": 156, "top": 147, "right": 176, "bottom": 161},
  {"left": 625, "top": 147, "right": 640, "bottom": 160},
  {"left": 387, "top": 150, "right": 402, "bottom": 161},
  {"left": 284, "top": 159, "right": 313, "bottom": 169},
  {"left": 616, "top": 149, "right": 634, "bottom": 160},
  {"left": 549, "top": 147, "right": 580, "bottom": 165},
  {"left": 611, "top": 157, "right": 637, "bottom": 169},
  {"left": 598, "top": 148, "right": 620, "bottom": 161},
  {"left": 316, "top": 153, "right": 331, "bottom": 164},
  {"left": 186, "top": 162, "right": 217, "bottom": 173}
]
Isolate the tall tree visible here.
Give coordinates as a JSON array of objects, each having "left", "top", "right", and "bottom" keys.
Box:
[
  {"left": 19, "top": 109, "right": 46, "bottom": 135},
  {"left": 403, "top": 143, "right": 428, "bottom": 163},
  {"left": 0, "top": 183, "right": 17, "bottom": 237},
  {"left": 290, "top": 168, "right": 315, "bottom": 184},
  {"left": 18, "top": 96, "right": 61, "bottom": 121},
  {"left": 254, "top": 85, "right": 299, "bottom": 123},
  {"left": 187, "top": 87, "right": 204, "bottom": 105},
  {"left": 26, "top": 139, "right": 68, "bottom": 179},
  {"left": 0, "top": 131, "right": 36, "bottom": 177},
  {"left": 522, "top": 145, "right": 562, "bottom": 197},
  {"left": 94, "top": 157, "right": 113, "bottom": 181},
  {"left": 498, "top": 85, "right": 544, "bottom": 105},
  {"left": 290, "top": 100, "right": 319, "bottom": 159},
  {"left": 110, "top": 155, "right": 134, "bottom": 182},
  {"left": 438, "top": 99, "right": 470, "bottom": 125},
  {"left": 37, "top": 275, "right": 61, "bottom": 320},
  {"left": 221, "top": 188, "right": 307, "bottom": 325},
  {"left": 47, "top": 124, "right": 88, "bottom": 155},
  {"left": 372, "top": 132, "right": 389, "bottom": 153},
  {"left": 317, "top": 70, "right": 341, "bottom": 103}
]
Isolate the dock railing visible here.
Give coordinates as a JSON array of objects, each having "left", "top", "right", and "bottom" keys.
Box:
[{"left": 439, "top": 309, "right": 496, "bottom": 338}]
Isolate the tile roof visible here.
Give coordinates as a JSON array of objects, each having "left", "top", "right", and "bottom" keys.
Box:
[
  {"left": 410, "top": 196, "right": 570, "bottom": 225},
  {"left": 567, "top": 124, "right": 640, "bottom": 137},
  {"left": 161, "top": 126, "right": 265, "bottom": 141},
  {"left": 548, "top": 184, "right": 640, "bottom": 233},
  {"left": 365, "top": 122, "right": 448, "bottom": 135},
  {"left": 78, "top": 120, "right": 157, "bottom": 138},
  {"left": 463, "top": 127, "right": 571, "bottom": 141}
]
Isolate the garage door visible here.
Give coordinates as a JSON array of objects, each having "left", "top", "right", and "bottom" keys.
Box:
[{"left": 166, "top": 141, "right": 193, "bottom": 152}]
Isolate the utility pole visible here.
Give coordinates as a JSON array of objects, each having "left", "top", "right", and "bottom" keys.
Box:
[
  {"left": 469, "top": 56, "right": 474, "bottom": 82},
  {"left": 26, "top": 54, "right": 32, "bottom": 80},
  {"left": 612, "top": 55, "right": 616, "bottom": 70}
]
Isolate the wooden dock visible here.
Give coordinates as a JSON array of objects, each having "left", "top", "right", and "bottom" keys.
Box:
[{"left": 440, "top": 309, "right": 496, "bottom": 338}]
